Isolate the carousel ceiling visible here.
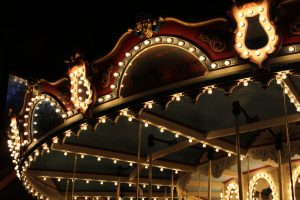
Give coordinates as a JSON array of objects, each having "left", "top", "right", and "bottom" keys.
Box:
[{"left": 4, "top": 0, "right": 300, "bottom": 200}]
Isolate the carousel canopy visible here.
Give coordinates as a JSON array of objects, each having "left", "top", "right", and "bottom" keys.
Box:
[{"left": 2, "top": 0, "right": 300, "bottom": 200}]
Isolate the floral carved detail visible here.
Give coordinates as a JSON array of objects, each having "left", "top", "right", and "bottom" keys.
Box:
[
  {"left": 290, "top": 16, "right": 300, "bottom": 35},
  {"left": 135, "top": 17, "right": 164, "bottom": 38},
  {"left": 198, "top": 33, "right": 226, "bottom": 53},
  {"left": 100, "top": 64, "right": 114, "bottom": 88}
]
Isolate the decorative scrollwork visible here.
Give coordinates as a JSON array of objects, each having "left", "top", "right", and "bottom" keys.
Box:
[
  {"left": 135, "top": 17, "right": 164, "bottom": 38},
  {"left": 198, "top": 33, "right": 226, "bottom": 53},
  {"left": 290, "top": 16, "right": 300, "bottom": 35},
  {"left": 100, "top": 64, "right": 114, "bottom": 88}
]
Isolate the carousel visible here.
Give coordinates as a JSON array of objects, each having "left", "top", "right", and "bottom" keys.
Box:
[{"left": 7, "top": 0, "right": 300, "bottom": 199}]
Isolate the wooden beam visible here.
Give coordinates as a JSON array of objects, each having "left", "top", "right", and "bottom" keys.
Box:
[
  {"left": 0, "top": 171, "right": 16, "bottom": 190},
  {"left": 151, "top": 139, "right": 198, "bottom": 161},
  {"left": 206, "top": 113, "right": 300, "bottom": 139},
  {"left": 28, "top": 169, "right": 171, "bottom": 186},
  {"left": 130, "top": 139, "right": 197, "bottom": 181},
  {"left": 52, "top": 143, "right": 195, "bottom": 172},
  {"left": 140, "top": 112, "right": 246, "bottom": 155}
]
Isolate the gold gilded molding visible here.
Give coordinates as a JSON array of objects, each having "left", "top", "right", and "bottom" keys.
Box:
[
  {"left": 135, "top": 17, "right": 164, "bottom": 38},
  {"left": 198, "top": 33, "right": 226, "bottom": 53},
  {"left": 165, "top": 17, "right": 227, "bottom": 27}
]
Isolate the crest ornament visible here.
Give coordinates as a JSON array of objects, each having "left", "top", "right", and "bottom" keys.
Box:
[
  {"left": 232, "top": 0, "right": 279, "bottom": 67},
  {"left": 67, "top": 53, "right": 93, "bottom": 113}
]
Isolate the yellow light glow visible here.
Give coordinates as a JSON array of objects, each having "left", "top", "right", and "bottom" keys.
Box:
[{"left": 232, "top": 0, "right": 279, "bottom": 67}]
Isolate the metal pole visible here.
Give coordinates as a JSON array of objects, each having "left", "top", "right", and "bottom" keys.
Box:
[
  {"left": 71, "top": 154, "right": 78, "bottom": 199},
  {"left": 278, "top": 150, "right": 283, "bottom": 200},
  {"left": 283, "top": 85, "right": 295, "bottom": 200},
  {"left": 117, "top": 177, "right": 120, "bottom": 200},
  {"left": 208, "top": 160, "right": 212, "bottom": 200},
  {"left": 171, "top": 171, "right": 174, "bottom": 200},
  {"left": 136, "top": 122, "right": 142, "bottom": 200},
  {"left": 65, "top": 178, "right": 69, "bottom": 200},
  {"left": 235, "top": 115, "right": 244, "bottom": 200},
  {"left": 148, "top": 153, "right": 153, "bottom": 200}
]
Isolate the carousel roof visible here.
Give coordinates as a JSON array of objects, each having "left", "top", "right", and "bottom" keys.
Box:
[{"left": 3, "top": 0, "right": 300, "bottom": 200}]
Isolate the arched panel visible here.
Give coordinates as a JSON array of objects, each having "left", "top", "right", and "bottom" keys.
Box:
[{"left": 120, "top": 44, "right": 207, "bottom": 97}]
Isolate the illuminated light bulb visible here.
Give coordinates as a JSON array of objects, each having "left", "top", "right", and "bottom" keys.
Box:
[
  {"left": 86, "top": 180, "right": 89, "bottom": 184},
  {"left": 160, "top": 167, "right": 164, "bottom": 172},
  {"left": 238, "top": 12, "right": 244, "bottom": 17},
  {"left": 224, "top": 60, "right": 231, "bottom": 66},
  {"left": 189, "top": 47, "right": 195, "bottom": 52},
  {"left": 85, "top": 197, "right": 88, "bottom": 200},
  {"left": 81, "top": 154, "right": 85, "bottom": 159},
  {"left": 256, "top": 51, "right": 261, "bottom": 56},
  {"left": 64, "top": 152, "right": 68, "bottom": 156},
  {"left": 113, "top": 72, "right": 120, "bottom": 77},
  {"left": 34, "top": 113, "right": 38, "bottom": 117},
  {"left": 239, "top": 22, "right": 245, "bottom": 27},
  {"left": 289, "top": 46, "right": 295, "bottom": 52},
  {"left": 258, "top": 6, "right": 264, "bottom": 12},
  {"left": 23, "top": 123, "right": 28, "bottom": 127},
  {"left": 125, "top": 52, "right": 132, "bottom": 57},
  {"left": 281, "top": 72, "right": 287, "bottom": 79},
  {"left": 266, "top": 26, "right": 271, "bottom": 31},
  {"left": 290, "top": 97, "right": 295, "bottom": 103},
  {"left": 215, "top": 148, "right": 219, "bottom": 152},
  {"left": 160, "top": 128, "right": 165, "bottom": 133},
  {"left": 155, "top": 37, "right": 162, "bottom": 42},
  {"left": 100, "top": 181, "right": 104, "bottom": 185},
  {"left": 144, "top": 122, "right": 149, "bottom": 127},
  {"left": 143, "top": 184, "right": 146, "bottom": 188},
  {"left": 147, "top": 102, "right": 153, "bottom": 109},
  {"left": 98, "top": 97, "right": 104, "bottom": 103},
  {"left": 248, "top": 9, "right": 253, "bottom": 14},
  {"left": 114, "top": 181, "right": 117, "bottom": 186},
  {"left": 145, "top": 164, "right": 148, "bottom": 169},
  {"left": 157, "top": 185, "right": 160, "bottom": 189},
  {"left": 134, "top": 45, "right": 140, "bottom": 51},
  {"left": 129, "top": 183, "right": 132, "bottom": 187},
  {"left": 97, "top": 157, "right": 101, "bottom": 161},
  {"left": 130, "top": 198, "right": 133, "bottom": 200},
  {"left": 144, "top": 40, "right": 150, "bottom": 45},
  {"left": 228, "top": 152, "right": 231, "bottom": 157},
  {"left": 243, "top": 79, "right": 249, "bottom": 87},
  {"left": 78, "top": 89, "right": 82, "bottom": 93},
  {"left": 175, "top": 170, "right": 178, "bottom": 174},
  {"left": 276, "top": 77, "right": 282, "bottom": 84},
  {"left": 178, "top": 41, "right": 185, "bottom": 46},
  {"left": 211, "top": 63, "right": 217, "bottom": 69},
  {"left": 260, "top": 16, "right": 266, "bottom": 22},
  {"left": 47, "top": 149, "right": 50, "bottom": 153},
  {"left": 24, "top": 115, "right": 29, "bottom": 119},
  {"left": 43, "top": 177, "right": 47, "bottom": 181},
  {"left": 297, "top": 105, "right": 300, "bottom": 112},
  {"left": 175, "top": 133, "right": 179, "bottom": 138},
  {"left": 62, "top": 113, "right": 67, "bottom": 118},
  {"left": 189, "top": 138, "right": 193, "bottom": 143},
  {"left": 118, "top": 62, "right": 124, "bottom": 67},
  {"left": 96, "top": 197, "right": 99, "bottom": 200},
  {"left": 207, "top": 87, "right": 213, "bottom": 94},
  {"left": 237, "top": 32, "right": 243, "bottom": 37},
  {"left": 101, "top": 117, "right": 106, "bottom": 123},
  {"left": 199, "top": 56, "right": 206, "bottom": 61},
  {"left": 110, "top": 84, "right": 117, "bottom": 89},
  {"left": 25, "top": 107, "right": 30, "bottom": 112},
  {"left": 167, "top": 37, "right": 173, "bottom": 43},
  {"left": 175, "top": 95, "right": 181, "bottom": 101},
  {"left": 24, "top": 131, "right": 29, "bottom": 136},
  {"left": 202, "top": 143, "right": 206, "bottom": 148},
  {"left": 129, "top": 162, "right": 133, "bottom": 166},
  {"left": 113, "top": 160, "right": 117, "bottom": 164},
  {"left": 240, "top": 156, "right": 244, "bottom": 161},
  {"left": 243, "top": 50, "right": 249, "bottom": 56},
  {"left": 58, "top": 178, "right": 61, "bottom": 182},
  {"left": 107, "top": 198, "right": 110, "bottom": 200}
]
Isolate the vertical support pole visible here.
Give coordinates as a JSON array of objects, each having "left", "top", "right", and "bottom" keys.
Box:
[
  {"left": 116, "top": 177, "right": 120, "bottom": 200},
  {"left": 283, "top": 86, "right": 295, "bottom": 200},
  {"left": 148, "top": 153, "right": 153, "bottom": 200},
  {"left": 71, "top": 154, "right": 78, "bottom": 200},
  {"left": 232, "top": 101, "right": 243, "bottom": 200},
  {"left": 208, "top": 160, "right": 212, "bottom": 200},
  {"left": 64, "top": 178, "right": 69, "bottom": 200},
  {"left": 278, "top": 150, "right": 283, "bottom": 200},
  {"left": 136, "top": 122, "right": 142, "bottom": 200},
  {"left": 171, "top": 171, "right": 174, "bottom": 200}
]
